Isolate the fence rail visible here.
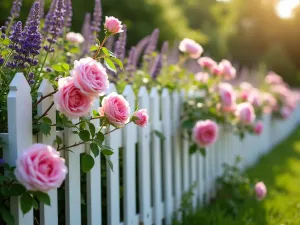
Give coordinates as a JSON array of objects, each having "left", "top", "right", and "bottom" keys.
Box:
[{"left": 1, "top": 73, "right": 300, "bottom": 225}]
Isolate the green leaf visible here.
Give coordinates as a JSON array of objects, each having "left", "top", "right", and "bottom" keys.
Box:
[
  {"left": 42, "top": 117, "right": 52, "bottom": 125},
  {"left": 81, "top": 154, "right": 95, "bottom": 172},
  {"left": 0, "top": 207, "right": 15, "bottom": 225},
  {"left": 56, "top": 135, "right": 63, "bottom": 145},
  {"left": 92, "top": 139, "right": 103, "bottom": 146},
  {"left": 33, "top": 191, "right": 51, "bottom": 206},
  {"left": 8, "top": 184, "right": 26, "bottom": 196},
  {"left": 153, "top": 130, "right": 166, "bottom": 141},
  {"left": 104, "top": 58, "right": 117, "bottom": 73},
  {"left": 2, "top": 38, "right": 10, "bottom": 46},
  {"left": 90, "top": 143, "right": 99, "bottom": 157},
  {"left": 92, "top": 110, "right": 100, "bottom": 117},
  {"left": 111, "top": 57, "right": 124, "bottom": 69},
  {"left": 101, "top": 47, "right": 109, "bottom": 56},
  {"left": 96, "top": 131, "right": 105, "bottom": 143},
  {"left": 182, "top": 120, "right": 194, "bottom": 129},
  {"left": 79, "top": 130, "right": 90, "bottom": 142},
  {"left": 105, "top": 157, "right": 114, "bottom": 171},
  {"left": 1, "top": 49, "right": 10, "bottom": 56},
  {"left": 32, "top": 199, "right": 39, "bottom": 209},
  {"left": 69, "top": 47, "right": 79, "bottom": 54},
  {"left": 101, "top": 146, "right": 114, "bottom": 156},
  {"left": 88, "top": 123, "right": 96, "bottom": 137},
  {"left": 20, "top": 192, "right": 33, "bottom": 214},
  {"left": 40, "top": 123, "right": 51, "bottom": 135},
  {"left": 199, "top": 148, "right": 206, "bottom": 157},
  {"left": 61, "top": 63, "right": 70, "bottom": 71},
  {"left": 52, "top": 64, "right": 64, "bottom": 72},
  {"left": 189, "top": 144, "right": 198, "bottom": 154},
  {"left": 90, "top": 45, "right": 98, "bottom": 52}
]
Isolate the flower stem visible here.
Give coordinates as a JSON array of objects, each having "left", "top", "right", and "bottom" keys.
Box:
[
  {"left": 92, "top": 35, "right": 110, "bottom": 59},
  {"left": 33, "top": 90, "right": 57, "bottom": 108},
  {"left": 33, "top": 102, "right": 54, "bottom": 124}
]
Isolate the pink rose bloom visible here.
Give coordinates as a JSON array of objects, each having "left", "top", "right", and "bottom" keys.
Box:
[
  {"left": 255, "top": 182, "right": 267, "bottom": 201},
  {"left": 197, "top": 57, "right": 217, "bottom": 72},
  {"left": 254, "top": 121, "right": 264, "bottom": 135},
  {"left": 66, "top": 32, "right": 84, "bottom": 44},
  {"left": 218, "top": 59, "right": 236, "bottom": 80},
  {"left": 195, "top": 72, "right": 209, "bottom": 83},
  {"left": 71, "top": 57, "right": 109, "bottom": 96},
  {"left": 15, "top": 144, "right": 67, "bottom": 193},
  {"left": 248, "top": 90, "right": 262, "bottom": 108},
  {"left": 104, "top": 16, "right": 123, "bottom": 34},
  {"left": 265, "top": 72, "right": 283, "bottom": 85},
  {"left": 179, "top": 38, "right": 203, "bottom": 59},
  {"left": 99, "top": 92, "right": 130, "bottom": 127},
  {"left": 133, "top": 109, "right": 149, "bottom": 127},
  {"left": 218, "top": 83, "right": 236, "bottom": 111},
  {"left": 280, "top": 106, "right": 291, "bottom": 119},
  {"left": 54, "top": 77, "right": 94, "bottom": 119},
  {"left": 262, "top": 93, "right": 277, "bottom": 110},
  {"left": 211, "top": 64, "right": 222, "bottom": 76},
  {"left": 236, "top": 102, "right": 256, "bottom": 124},
  {"left": 240, "top": 82, "right": 253, "bottom": 91},
  {"left": 192, "top": 120, "right": 219, "bottom": 147}
]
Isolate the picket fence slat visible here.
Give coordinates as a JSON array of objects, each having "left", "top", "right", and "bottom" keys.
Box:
[
  {"left": 138, "top": 87, "right": 152, "bottom": 225},
  {"left": 6, "top": 73, "right": 34, "bottom": 225},
  {"left": 161, "top": 88, "right": 173, "bottom": 223},
  {"left": 150, "top": 87, "right": 163, "bottom": 225},
  {"left": 106, "top": 84, "right": 121, "bottom": 225},
  {"left": 2, "top": 73, "right": 300, "bottom": 225},
  {"left": 37, "top": 80, "right": 58, "bottom": 225},
  {"left": 123, "top": 85, "right": 138, "bottom": 225},
  {"left": 87, "top": 98, "right": 102, "bottom": 225}
]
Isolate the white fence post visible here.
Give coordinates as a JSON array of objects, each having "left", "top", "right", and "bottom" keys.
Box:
[
  {"left": 161, "top": 88, "right": 173, "bottom": 223},
  {"left": 150, "top": 87, "right": 163, "bottom": 225},
  {"left": 6, "top": 73, "right": 34, "bottom": 225},
  {"left": 37, "top": 80, "right": 58, "bottom": 225},
  {"left": 138, "top": 87, "right": 152, "bottom": 225},
  {"left": 123, "top": 85, "right": 138, "bottom": 225}
]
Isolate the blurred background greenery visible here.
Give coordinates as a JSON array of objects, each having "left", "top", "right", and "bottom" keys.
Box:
[{"left": 1, "top": 0, "right": 300, "bottom": 86}]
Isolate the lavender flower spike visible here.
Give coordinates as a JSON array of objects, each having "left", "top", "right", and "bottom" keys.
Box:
[
  {"left": 65, "top": 0, "right": 73, "bottom": 29},
  {"left": 10, "top": 0, "right": 23, "bottom": 19},
  {"left": 81, "top": 12, "right": 92, "bottom": 55},
  {"left": 91, "top": 0, "right": 102, "bottom": 36},
  {"left": 132, "top": 35, "right": 150, "bottom": 67},
  {"left": 7, "top": 21, "right": 23, "bottom": 69},
  {"left": 150, "top": 54, "right": 162, "bottom": 80},
  {"left": 145, "top": 28, "right": 160, "bottom": 56},
  {"left": 21, "top": 2, "right": 42, "bottom": 66},
  {"left": 161, "top": 41, "right": 169, "bottom": 55},
  {"left": 114, "top": 25, "right": 127, "bottom": 61}
]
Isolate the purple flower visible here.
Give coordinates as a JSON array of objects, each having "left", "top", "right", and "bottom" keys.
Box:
[
  {"left": 132, "top": 35, "right": 150, "bottom": 67},
  {"left": 144, "top": 28, "right": 159, "bottom": 56},
  {"left": 161, "top": 41, "right": 169, "bottom": 55},
  {"left": 114, "top": 25, "right": 127, "bottom": 61},
  {"left": 64, "top": 0, "right": 73, "bottom": 29},
  {"left": 0, "top": 57, "right": 4, "bottom": 65},
  {"left": 7, "top": 21, "right": 23, "bottom": 69},
  {"left": 44, "top": 0, "right": 65, "bottom": 52},
  {"left": 0, "top": 158, "right": 5, "bottom": 165},
  {"left": 125, "top": 47, "right": 136, "bottom": 81},
  {"left": 81, "top": 12, "right": 92, "bottom": 55},
  {"left": 10, "top": 0, "right": 23, "bottom": 19},
  {"left": 91, "top": 0, "right": 102, "bottom": 37},
  {"left": 21, "top": 2, "right": 42, "bottom": 66},
  {"left": 150, "top": 54, "right": 162, "bottom": 79},
  {"left": 105, "top": 36, "right": 115, "bottom": 50}
]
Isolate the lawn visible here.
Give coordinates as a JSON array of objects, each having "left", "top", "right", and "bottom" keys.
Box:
[{"left": 174, "top": 127, "right": 300, "bottom": 225}]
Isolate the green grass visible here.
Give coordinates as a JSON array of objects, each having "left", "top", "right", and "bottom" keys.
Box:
[{"left": 175, "top": 127, "right": 300, "bottom": 225}]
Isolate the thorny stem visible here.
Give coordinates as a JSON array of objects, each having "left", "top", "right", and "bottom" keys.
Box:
[
  {"left": 33, "top": 90, "right": 57, "bottom": 108},
  {"left": 92, "top": 35, "right": 110, "bottom": 59},
  {"left": 33, "top": 102, "right": 54, "bottom": 124}
]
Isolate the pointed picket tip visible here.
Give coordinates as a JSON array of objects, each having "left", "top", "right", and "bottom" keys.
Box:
[
  {"left": 138, "top": 86, "right": 148, "bottom": 97},
  {"left": 161, "top": 88, "right": 170, "bottom": 98},
  {"left": 123, "top": 85, "right": 134, "bottom": 97},
  {"left": 150, "top": 87, "right": 158, "bottom": 98},
  {"left": 9, "top": 73, "right": 30, "bottom": 92},
  {"left": 107, "top": 83, "right": 117, "bottom": 94},
  {"left": 38, "top": 79, "right": 54, "bottom": 95}
]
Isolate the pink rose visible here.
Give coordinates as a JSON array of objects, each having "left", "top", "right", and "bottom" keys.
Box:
[
  {"left": 192, "top": 120, "right": 219, "bottom": 147},
  {"left": 195, "top": 72, "right": 209, "bottom": 83},
  {"left": 98, "top": 92, "right": 130, "bottom": 127},
  {"left": 71, "top": 57, "right": 109, "bottom": 96},
  {"left": 179, "top": 38, "right": 203, "bottom": 59},
  {"left": 197, "top": 57, "right": 217, "bottom": 72},
  {"left": 15, "top": 144, "right": 67, "bottom": 193},
  {"left": 236, "top": 102, "right": 256, "bottom": 124},
  {"left": 280, "top": 106, "right": 291, "bottom": 119},
  {"left": 255, "top": 182, "right": 267, "bottom": 201},
  {"left": 262, "top": 93, "right": 277, "bottom": 110},
  {"left": 265, "top": 71, "right": 283, "bottom": 85},
  {"left": 104, "top": 16, "right": 123, "bottom": 34},
  {"left": 248, "top": 90, "right": 262, "bottom": 108},
  {"left": 218, "top": 59, "right": 236, "bottom": 80},
  {"left": 211, "top": 64, "right": 222, "bottom": 76},
  {"left": 218, "top": 83, "right": 236, "bottom": 111},
  {"left": 54, "top": 77, "right": 94, "bottom": 119},
  {"left": 133, "top": 109, "right": 149, "bottom": 127},
  {"left": 254, "top": 121, "right": 263, "bottom": 135},
  {"left": 66, "top": 32, "right": 84, "bottom": 44}
]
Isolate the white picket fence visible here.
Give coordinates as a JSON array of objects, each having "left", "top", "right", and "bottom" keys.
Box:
[{"left": 1, "top": 73, "right": 300, "bottom": 225}]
